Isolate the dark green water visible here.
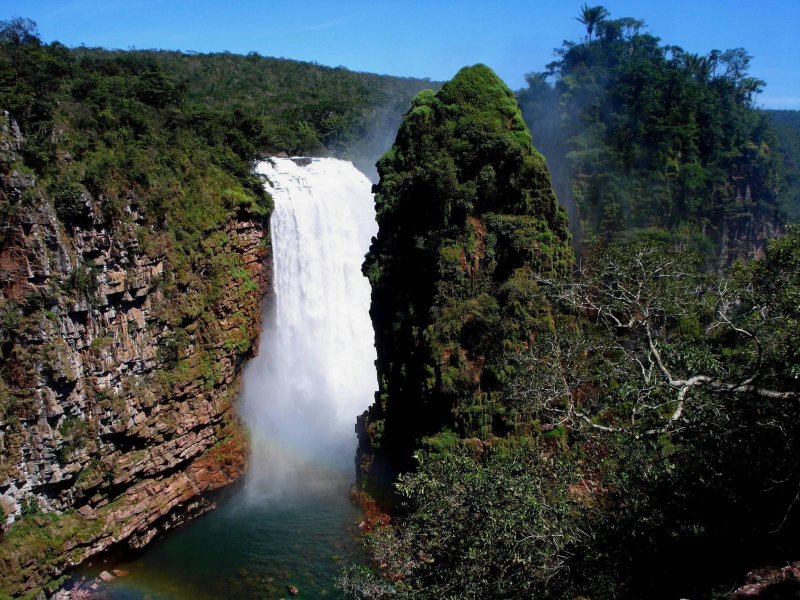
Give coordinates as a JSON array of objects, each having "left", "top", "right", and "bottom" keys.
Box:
[{"left": 72, "top": 482, "right": 362, "bottom": 600}]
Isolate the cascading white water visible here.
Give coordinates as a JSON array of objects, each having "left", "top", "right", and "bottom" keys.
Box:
[{"left": 240, "top": 157, "right": 378, "bottom": 499}]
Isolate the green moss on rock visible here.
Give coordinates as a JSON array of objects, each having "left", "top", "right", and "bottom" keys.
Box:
[{"left": 358, "top": 65, "right": 573, "bottom": 491}]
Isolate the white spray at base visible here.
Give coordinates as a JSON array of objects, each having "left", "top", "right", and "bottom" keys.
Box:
[{"left": 240, "top": 157, "right": 378, "bottom": 500}]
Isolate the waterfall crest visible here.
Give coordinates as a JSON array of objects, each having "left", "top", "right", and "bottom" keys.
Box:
[{"left": 240, "top": 157, "right": 378, "bottom": 499}]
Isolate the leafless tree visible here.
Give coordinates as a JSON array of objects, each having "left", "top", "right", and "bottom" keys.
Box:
[{"left": 509, "top": 244, "right": 797, "bottom": 436}]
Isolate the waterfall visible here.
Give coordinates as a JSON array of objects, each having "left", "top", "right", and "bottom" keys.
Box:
[{"left": 240, "top": 157, "right": 378, "bottom": 499}]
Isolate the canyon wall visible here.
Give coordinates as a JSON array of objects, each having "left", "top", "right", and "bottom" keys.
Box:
[{"left": 0, "top": 112, "right": 271, "bottom": 597}]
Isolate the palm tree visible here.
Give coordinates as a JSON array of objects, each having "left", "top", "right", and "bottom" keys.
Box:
[
  {"left": 684, "top": 53, "right": 711, "bottom": 83},
  {"left": 576, "top": 3, "right": 609, "bottom": 42},
  {"left": 739, "top": 77, "right": 765, "bottom": 105}
]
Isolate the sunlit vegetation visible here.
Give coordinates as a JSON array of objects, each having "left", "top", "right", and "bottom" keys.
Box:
[
  {"left": 517, "top": 7, "right": 784, "bottom": 262},
  {"left": 73, "top": 47, "right": 436, "bottom": 176},
  {"left": 0, "top": 17, "right": 271, "bottom": 423}
]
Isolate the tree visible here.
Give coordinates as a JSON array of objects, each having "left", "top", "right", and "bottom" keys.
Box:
[
  {"left": 516, "top": 240, "right": 799, "bottom": 436},
  {"left": 519, "top": 8, "right": 782, "bottom": 266},
  {"left": 0, "top": 18, "right": 39, "bottom": 46},
  {"left": 345, "top": 236, "right": 800, "bottom": 599},
  {"left": 500, "top": 236, "right": 800, "bottom": 597},
  {"left": 340, "top": 445, "right": 582, "bottom": 599},
  {"left": 684, "top": 52, "right": 711, "bottom": 82},
  {"left": 575, "top": 3, "right": 609, "bottom": 42}
]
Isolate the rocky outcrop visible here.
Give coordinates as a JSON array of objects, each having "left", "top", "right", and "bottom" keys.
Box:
[
  {"left": 0, "top": 112, "right": 271, "bottom": 596},
  {"left": 357, "top": 65, "right": 573, "bottom": 493},
  {"left": 717, "top": 202, "right": 784, "bottom": 267}
]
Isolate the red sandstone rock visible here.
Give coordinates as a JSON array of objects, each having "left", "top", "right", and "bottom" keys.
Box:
[{"left": 0, "top": 128, "right": 271, "bottom": 596}]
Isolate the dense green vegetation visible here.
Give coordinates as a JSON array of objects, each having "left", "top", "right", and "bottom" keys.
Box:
[
  {"left": 517, "top": 7, "right": 784, "bottom": 262},
  {"left": 2, "top": 8, "right": 798, "bottom": 599},
  {"left": 357, "top": 64, "right": 573, "bottom": 494},
  {"left": 342, "top": 442, "right": 582, "bottom": 598},
  {"left": 348, "top": 15, "right": 800, "bottom": 598},
  {"left": 351, "top": 233, "right": 800, "bottom": 598},
  {"left": 0, "top": 17, "right": 271, "bottom": 423},
  {"left": 73, "top": 47, "right": 436, "bottom": 178},
  {"left": 767, "top": 110, "right": 800, "bottom": 222}
]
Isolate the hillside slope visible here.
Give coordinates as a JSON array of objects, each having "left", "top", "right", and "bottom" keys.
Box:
[{"left": 75, "top": 48, "right": 437, "bottom": 179}]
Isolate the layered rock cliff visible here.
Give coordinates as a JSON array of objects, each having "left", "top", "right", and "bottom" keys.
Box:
[{"left": 0, "top": 107, "right": 270, "bottom": 596}]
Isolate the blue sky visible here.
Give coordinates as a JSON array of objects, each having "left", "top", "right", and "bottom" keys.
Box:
[{"left": 4, "top": 0, "right": 799, "bottom": 109}]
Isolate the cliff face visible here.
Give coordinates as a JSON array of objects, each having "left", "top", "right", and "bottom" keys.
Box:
[
  {"left": 0, "top": 112, "right": 270, "bottom": 596},
  {"left": 357, "top": 65, "right": 573, "bottom": 493},
  {"left": 716, "top": 169, "right": 785, "bottom": 266}
]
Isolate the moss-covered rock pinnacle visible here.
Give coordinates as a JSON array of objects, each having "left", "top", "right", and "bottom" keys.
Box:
[{"left": 358, "top": 64, "right": 573, "bottom": 490}]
